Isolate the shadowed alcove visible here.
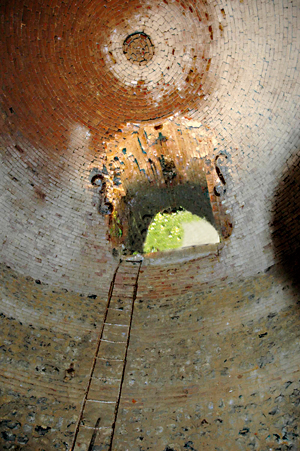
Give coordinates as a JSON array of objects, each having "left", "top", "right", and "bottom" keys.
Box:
[{"left": 116, "top": 182, "right": 218, "bottom": 254}]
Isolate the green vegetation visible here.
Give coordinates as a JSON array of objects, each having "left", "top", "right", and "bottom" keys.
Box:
[
  {"left": 143, "top": 209, "right": 202, "bottom": 253},
  {"left": 110, "top": 212, "right": 123, "bottom": 238}
]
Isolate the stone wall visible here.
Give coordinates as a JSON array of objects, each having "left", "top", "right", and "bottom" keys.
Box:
[
  {"left": 1, "top": 262, "right": 299, "bottom": 450},
  {"left": 0, "top": 264, "right": 106, "bottom": 450},
  {"left": 113, "top": 268, "right": 300, "bottom": 451}
]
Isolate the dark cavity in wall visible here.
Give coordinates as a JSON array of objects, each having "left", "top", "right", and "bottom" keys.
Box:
[
  {"left": 118, "top": 181, "right": 216, "bottom": 254},
  {"left": 158, "top": 155, "right": 177, "bottom": 182},
  {"left": 91, "top": 173, "right": 104, "bottom": 187},
  {"left": 90, "top": 170, "right": 113, "bottom": 216},
  {"left": 271, "top": 150, "right": 300, "bottom": 291}
]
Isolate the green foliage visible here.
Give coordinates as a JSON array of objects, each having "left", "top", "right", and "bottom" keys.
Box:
[
  {"left": 110, "top": 212, "right": 122, "bottom": 238},
  {"left": 143, "top": 209, "right": 202, "bottom": 253}
]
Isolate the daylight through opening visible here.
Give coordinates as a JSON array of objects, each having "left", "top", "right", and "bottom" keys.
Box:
[{"left": 143, "top": 208, "right": 220, "bottom": 254}]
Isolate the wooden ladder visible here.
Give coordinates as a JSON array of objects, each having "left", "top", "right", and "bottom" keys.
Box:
[{"left": 70, "top": 259, "right": 142, "bottom": 451}]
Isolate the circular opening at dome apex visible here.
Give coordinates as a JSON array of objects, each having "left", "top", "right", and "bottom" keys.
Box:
[{"left": 123, "top": 32, "right": 155, "bottom": 65}]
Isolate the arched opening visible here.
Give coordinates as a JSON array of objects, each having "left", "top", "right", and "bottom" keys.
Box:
[
  {"left": 111, "top": 180, "right": 224, "bottom": 255},
  {"left": 143, "top": 207, "right": 220, "bottom": 254}
]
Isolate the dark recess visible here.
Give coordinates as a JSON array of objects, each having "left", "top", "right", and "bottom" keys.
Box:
[
  {"left": 271, "top": 150, "right": 300, "bottom": 291},
  {"left": 119, "top": 181, "right": 215, "bottom": 254}
]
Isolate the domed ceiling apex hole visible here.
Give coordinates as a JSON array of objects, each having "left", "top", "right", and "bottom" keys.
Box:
[{"left": 123, "top": 32, "right": 154, "bottom": 65}]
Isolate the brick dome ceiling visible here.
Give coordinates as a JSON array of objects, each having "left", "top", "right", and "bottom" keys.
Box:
[
  {"left": 0, "top": 0, "right": 299, "bottom": 293},
  {"left": 1, "top": 0, "right": 220, "bottom": 134}
]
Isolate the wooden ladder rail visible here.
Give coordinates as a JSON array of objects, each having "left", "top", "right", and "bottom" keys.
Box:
[{"left": 70, "top": 258, "right": 142, "bottom": 451}]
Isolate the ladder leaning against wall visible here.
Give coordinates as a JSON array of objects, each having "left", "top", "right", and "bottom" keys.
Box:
[{"left": 70, "top": 258, "right": 143, "bottom": 451}]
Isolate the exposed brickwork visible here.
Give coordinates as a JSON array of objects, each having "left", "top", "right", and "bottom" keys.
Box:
[
  {"left": 71, "top": 260, "right": 142, "bottom": 451},
  {"left": 0, "top": 0, "right": 299, "bottom": 284},
  {"left": 0, "top": 264, "right": 107, "bottom": 450},
  {"left": 0, "top": 0, "right": 300, "bottom": 450},
  {"left": 114, "top": 270, "right": 300, "bottom": 450},
  {"left": 102, "top": 122, "right": 232, "bottom": 254}
]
